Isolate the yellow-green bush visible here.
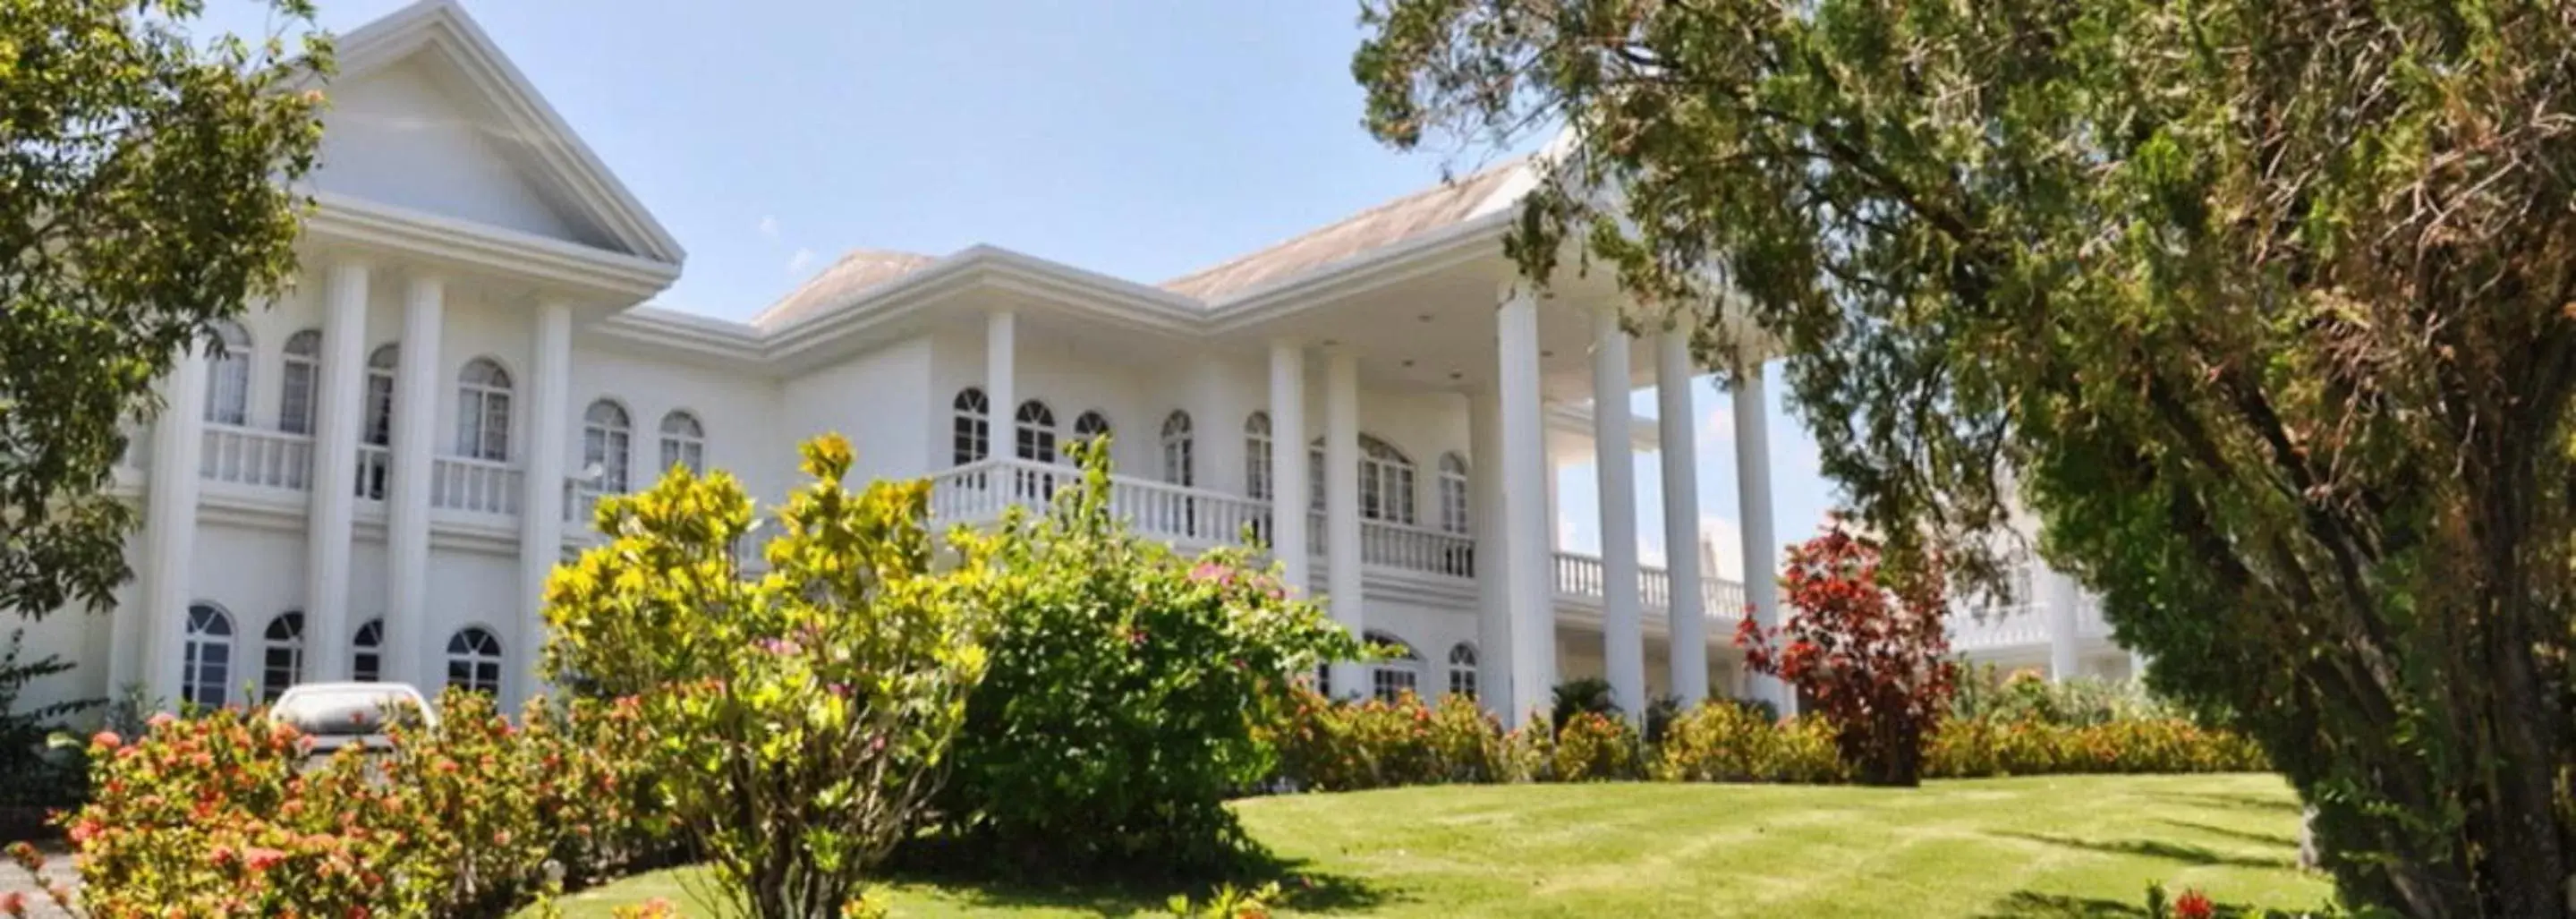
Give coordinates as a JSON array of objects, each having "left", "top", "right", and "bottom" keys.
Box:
[{"left": 1649, "top": 703, "right": 1847, "bottom": 784}]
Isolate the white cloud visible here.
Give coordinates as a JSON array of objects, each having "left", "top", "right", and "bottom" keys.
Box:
[
  {"left": 757, "top": 215, "right": 780, "bottom": 240},
  {"left": 786, "top": 247, "right": 815, "bottom": 275},
  {"left": 1698, "top": 403, "right": 1735, "bottom": 451}
]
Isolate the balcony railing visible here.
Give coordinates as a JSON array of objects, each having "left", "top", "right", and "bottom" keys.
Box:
[
  {"left": 200, "top": 424, "right": 312, "bottom": 490},
  {"left": 355, "top": 446, "right": 392, "bottom": 500},
  {"left": 429, "top": 455, "right": 521, "bottom": 515},
  {"left": 1950, "top": 603, "right": 2052, "bottom": 651},
  {"left": 928, "top": 458, "right": 1267, "bottom": 547},
  {"left": 1360, "top": 520, "right": 1474, "bottom": 577},
  {"left": 1549, "top": 550, "right": 1746, "bottom": 623}
]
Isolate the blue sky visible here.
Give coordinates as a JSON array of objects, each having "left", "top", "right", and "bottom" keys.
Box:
[{"left": 202, "top": 0, "right": 1841, "bottom": 570}]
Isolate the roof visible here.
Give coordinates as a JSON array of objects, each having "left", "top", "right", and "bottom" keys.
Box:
[
  {"left": 1160, "top": 157, "right": 1535, "bottom": 302},
  {"left": 329, "top": 0, "right": 686, "bottom": 267},
  {"left": 751, "top": 249, "right": 942, "bottom": 329}
]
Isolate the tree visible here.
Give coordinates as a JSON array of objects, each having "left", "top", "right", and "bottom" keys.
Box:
[
  {"left": 546, "top": 436, "right": 989, "bottom": 919},
  {"left": 1356, "top": 1, "right": 2576, "bottom": 914},
  {"left": 1, "top": 0, "right": 328, "bottom": 617},
  {"left": 1737, "top": 524, "right": 1954, "bottom": 786}
]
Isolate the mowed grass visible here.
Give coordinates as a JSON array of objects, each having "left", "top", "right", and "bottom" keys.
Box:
[{"left": 548, "top": 773, "right": 2329, "bottom": 918}]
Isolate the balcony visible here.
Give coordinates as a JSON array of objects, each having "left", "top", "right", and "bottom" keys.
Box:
[
  {"left": 927, "top": 458, "right": 1266, "bottom": 546},
  {"left": 1552, "top": 551, "right": 1747, "bottom": 626},
  {"left": 924, "top": 459, "right": 1745, "bottom": 625},
  {"left": 429, "top": 455, "right": 522, "bottom": 515},
  {"left": 200, "top": 424, "right": 313, "bottom": 491}
]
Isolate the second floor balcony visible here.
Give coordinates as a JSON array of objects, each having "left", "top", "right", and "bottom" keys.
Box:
[{"left": 182, "top": 423, "right": 524, "bottom": 519}]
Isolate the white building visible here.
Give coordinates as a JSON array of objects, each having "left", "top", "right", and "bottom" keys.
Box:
[{"left": 30, "top": 0, "right": 2124, "bottom": 724}]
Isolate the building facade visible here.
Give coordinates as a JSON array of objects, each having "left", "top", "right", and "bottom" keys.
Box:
[{"left": 30, "top": 0, "right": 2127, "bottom": 724}]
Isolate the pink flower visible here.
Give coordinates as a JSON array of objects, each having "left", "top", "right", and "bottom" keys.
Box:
[{"left": 89, "top": 730, "right": 119, "bottom": 751}]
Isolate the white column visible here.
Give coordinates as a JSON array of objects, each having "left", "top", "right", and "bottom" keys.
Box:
[
  {"left": 302, "top": 260, "right": 370, "bottom": 682},
  {"left": 516, "top": 301, "right": 574, "bottom": 702},
  {"left": 986, "top": 310, "right": 1016, "bottom": 459},
  {"left": 1497, "top": 289, "right": 1557, "bottom": 722},
  {"left": 2045, "top": 569, "right": 2082, "bottom": 682},
  {"left": 1322, "top": 350, "right": 1365, "bottom": 697},
  {"left": 137, "top": 348, "right": 209, "bottom": 703},
  {"left": 1654, "top": 332, "right": 1709, "bottom": 705},
  {"left": 1267, "top": 343, "right": 1310, "bottom": 597},
  {"left": 384, "top": 274, "right": 444, "bottom": 686},
  {"left": 1590, "top": 309, "right": 1645, "bottom": 717},
  {"left": 1468, "top": 387, "right": 1512, "bottom": 717},
  {"left": 1732, "top": 361, "right": 1789, "bottom": 713}
]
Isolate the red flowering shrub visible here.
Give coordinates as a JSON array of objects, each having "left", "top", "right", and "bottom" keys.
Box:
[
  {"left": 21, "top": 690, "right": 667, "bottom": 917},
  {"left": 1738, "top": 525, "right": 1958, "bottom": 786}
]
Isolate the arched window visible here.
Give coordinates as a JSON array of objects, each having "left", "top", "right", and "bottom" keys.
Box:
[
  {"left": 1160, "top": 411, "right": 1194, "bottom": 486},
  {"left": 1244, "top": 413, "right": 1272, "bottom": 500},
  {"left": 204, "top": 320, "right": 251, "bottom": 425},
  {"left": 1304, "top": 435, "right": 1419, "bottom": 524},
  {"left": 582, "top": 400, "right": 633, "bottom": 495},
  {"left": 1438, "top": 453, "right": 1471, "bottom": 534},
  {"left": 951, "top": 387, "right": 990, "bottom": 466},
  {"left": 455, "top": 358, "right": 513, "bottom": 461},
  {"left": 1360, "top": 435, "right": 1417, "bottom": 525},
  {"left": 279, "top": 330, "right": 322, "bottom": 435},
  {"left": 363, "top": 345, "right": 398, "bottom": 447},
  {"left": 261, "top": 612, "right": 304, "bottom": 702},
  {"left": 1447, "top": 642, "right": 1478, "bottom": 701},
  {"left": 1365, "top": 631, "right": 1421, "bottom": 703},
  {"left": 1014, "top": 400, "right": 1057, "bottom": 463},
  {"left": 352, "top": 619, "right": 385, "bottom": 683},
  {"left": 659, "top": 410, "right": 705, "bottom": 474},
  {"left": 356, "top": 345, "right": 399, "bottom": 500},
  {"left": 445, "top": 627, "right": 504, "bottom": 695},
  {"left": 182, "top": 603, "right": 235, "bottom": 708},
  {"left": 1072, "top": 410, "right": 1112, "bottom": 459}
]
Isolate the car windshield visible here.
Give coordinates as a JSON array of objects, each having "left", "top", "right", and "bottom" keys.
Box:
[{"left": 274, "top": 690, "right": 427, "bottom": 738}]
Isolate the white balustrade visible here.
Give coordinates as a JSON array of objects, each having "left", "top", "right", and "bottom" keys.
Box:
[
  {"left": 1950, "top": 603, "right": 2052, "bottom": 651},
  {"left": 429, "top": 455, "right": 522, "bottom": 515},
  {"left": 929, "top": 458, "right": 1268, "bottom": 547},
  {"left": 198, "top": 424, "right": 313, "bottom": 490},
  {"left": 1552, "top": 549, "right": 1744, "bottom": 625},
  {"left": 354, "top": 446, "right": 392, "bottom": 500},
  {"left": 1359, "top": 520, "right": 1474, "bottom": 577}
]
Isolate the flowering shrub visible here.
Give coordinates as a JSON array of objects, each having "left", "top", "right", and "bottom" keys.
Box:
[
  {"left": 1269, "top": 689, "right": 1509, "bottom": 791},
  {"left": 1649, "top": 703, "right": 1846, "bottom": 784},
  {"left": 1546, "top": 711, "right": 1644, "bottom": 781},
  {"left": 937, "top": 441, "right": 1360, "bottom": 878},
  {"left": 1926, "top": 716, "right": 2268, "bottom": 778},
  {"left": 21, "top": 690, "right": 664, "bottom": 917},
  {"left": 1738, "top": 524, "right": 1957, "bottom": 786},
  {"left": 1951, "top": 666, "right": 2184, "bottom": 728},
  {"left": 548, "top": 435, "right": 989, "bottom": 918}
]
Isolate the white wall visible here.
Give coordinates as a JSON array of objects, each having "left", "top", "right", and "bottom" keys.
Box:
[
  {"left": 569, "top": 338, "right": 785, "bottom": 502},
  {"left": 780, "top": 335, "right": 935, "bottom": 488},
  {"left": 315, "top": 62, "right": 604, "bottom": 250}
]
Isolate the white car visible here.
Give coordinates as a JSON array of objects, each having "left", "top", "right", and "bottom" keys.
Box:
[{"left": 268, "top": 682, "right": 438, "bottom": 762}]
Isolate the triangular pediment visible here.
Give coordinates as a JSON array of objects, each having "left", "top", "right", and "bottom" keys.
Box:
[{"left": 311, "top": 0, "right": 683, "bottom": 265}]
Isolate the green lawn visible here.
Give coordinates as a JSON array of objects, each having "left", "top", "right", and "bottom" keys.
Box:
[{"left": 548, "top": 774, "right": 2330, "bottom": 918}]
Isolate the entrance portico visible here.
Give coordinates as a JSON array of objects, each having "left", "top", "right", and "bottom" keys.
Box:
[{"left": 958, "top": 240, "right": 1785, "bottom": 726}]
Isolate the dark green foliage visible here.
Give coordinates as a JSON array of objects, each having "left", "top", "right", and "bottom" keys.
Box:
[
  {"left": 1354, "top": 0, "right": 2576, "bottom": 912},
  {"left": 0, "top": 0, "right": 329, "bottom": 620},
  {"left": 935, "top": 441, "right": 1361, "bottom": 881},
  {"left": 1547, "top": 677, "right": 1615, "bottom": 733},
  {"left": 0, "top": 631, "right": 98, "bottom": 808}
]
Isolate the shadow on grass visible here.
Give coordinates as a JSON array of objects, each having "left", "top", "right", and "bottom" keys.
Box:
[
  {"left": 1977, "top": 890, "right": 2147, "bottom": 917},
  {"left": 885, "top": 848, "right": 1392, "bottom": 917},
  {"left": 2151, "top": 790, "right": 2303, "bottom": 816},
  {"left": 1990, "top": 831, "right": 2296, "bottom": 871},
  {"left": 1978, "top": 889, "right": 2283, "bottom": 919},
  {"left": 2156, "top": 818, "right": 2298, "bottom": 849}
]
